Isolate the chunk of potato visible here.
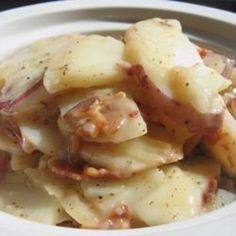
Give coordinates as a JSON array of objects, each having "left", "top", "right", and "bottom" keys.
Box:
[{"left": 44, "top": 35, "right": 126, "bottom": 93}]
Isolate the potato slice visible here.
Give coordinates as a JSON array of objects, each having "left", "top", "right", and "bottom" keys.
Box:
[
  {"left": 80, "top": 134, "right": 183, "bottom": 177},
  {"left": 60, "top": 90, "right": 147, "bottom": 143},
  {"left": 18, "top": 119, "right": 64, "bottom": 156},
  {"left": 44, "top": 35, "right": 126, "bottom": 93},
  {"left": 124, "top": 18, "right": 230, "bottom": 134},
  {"left": 81, "top": 169, "right": 165, "bottom": 218},
  {"left": 125, "top": 18, "right": 202, "bottom": 71},
  {"left": 169, "top": 64, "right": 230, "bottom": 113},
  {"left": 135, "top": 158, "right": 220, "bottom": 225},
  {"left": 0, "top": 131, "right": 38, "bottom": 171},
  {"left": 0, "top": 171, "right": 68, "bottom": 224},
  {"left": 0, "top": 35, "right": 80, "bottom": 112},
  {"left": 25, "top": 168, "right": 99, "bottom": 228},
  {"left": 81, "top": 157, "right": 220, "bottom": 226},
  {"left": 124, "top": 18, "right": 202, "bottom": 96},
  {"left": 56, "top": 87, "right": 115, "bottom": 116}
]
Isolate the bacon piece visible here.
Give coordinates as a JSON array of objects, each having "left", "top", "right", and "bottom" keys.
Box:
[
  {"left": 48, "top": 159, "right": 83, "bottom": 182},
  {"left": 198, "top": 47, "right": 208, "bottom": 59},
  {"left": 83, "top": 166, "right": 121, "bottom": 180},
  {"left": 64, "top": 96, "right": 108, "bottom": 139},
  {"left": 48, "top": 159, "right": 121, "bottom": 182},
  {"left": 126, "top": 65, "right": 223, "bottom": 135},
  {"left": 106, "top": 202, "right": 131, "bottom": 229},
  {"left": 202, "top": 178, "right": 218, "bottom": 205}
]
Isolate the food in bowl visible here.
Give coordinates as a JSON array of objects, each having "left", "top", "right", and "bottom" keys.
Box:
[{"left": 0, "top": 17, "right": 235, "bottom": 229}]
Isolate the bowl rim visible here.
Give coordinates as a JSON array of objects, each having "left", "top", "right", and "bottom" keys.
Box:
[
  {"left": 0, "top": 0, "right": 235, "bottom": 25},
  {"left": 0, "top": 0, "right": 236, "bottom": 235}
]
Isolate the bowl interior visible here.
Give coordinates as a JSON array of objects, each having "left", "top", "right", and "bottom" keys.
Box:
[{"left": 0, "top": 1, "right": 235, "bottom": 236}]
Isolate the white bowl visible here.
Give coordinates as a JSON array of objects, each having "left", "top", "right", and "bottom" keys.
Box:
[{"left": 0, "top": 0, "right": 235, "bottom": 235}]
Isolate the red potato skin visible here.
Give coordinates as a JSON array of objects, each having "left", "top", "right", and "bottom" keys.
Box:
[
  {"left": 126, "top": 65, "right": 223, "bottom": 135},
  {"left": 0, "top": 79, "right": 43, "bottom": 113}
]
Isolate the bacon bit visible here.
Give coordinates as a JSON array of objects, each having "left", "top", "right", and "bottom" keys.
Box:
[
  {"left": 64, "top": 97, "right": 108, "bottom": 138},
  {"left": 203, "top": 178, "right": 218, "bottom": 205},
  {"left": 64, "top": 92, "right": 131, "bottom": 140},
  {"left": 111, "top": 203, "right": 130, "bottom": 218},
  {"left": 48, "top": 159, "right": 83, "bottom": 182},
  {"left": 198, "top": 48, "right": 208, "bottom": 59},
  {"left": 48, "top": 159, "right": 121, "bottom": 181},
  {"left": 129, "top": 110, "right": 139, "bottom": 118},
  {"left": 83, "top": 166, "right": 121, "bottom": 180},
  {"left": 106, "top": 202, "right": 131, "bottom": 229}
]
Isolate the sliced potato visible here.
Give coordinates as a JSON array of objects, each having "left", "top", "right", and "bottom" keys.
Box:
[
  {"left": 0, "top": 131, "right": 38, "bottom": 171},
  {"left": 80, "top": 134, "right": 183, "bottom": 177},
  {"left": 25, "top": 168, "right": 99, "bottom": 228},
  {"left": 0, "top": 35, "right": 80, "bottom": 112},
  {"left": 125, "top": 18, "right": 202, "bottom": 71},
  {"left": 169, "top": 64, "right": 230, "bottom": 113},
  {"left": 124, "top": 18, "right": 229, "bottom": 134},
  {"left": 56, "top": 87, "right": 116, "bottom": 116},
  {"left": 81, "top": 157, "right": 220, "bottom": 226},
  {"left": 0, "top": 171, "right": 68, "bottom": 224},
  {"left": 17, "top": 119, "right": 65, "bottom": 156},
  {"left": 60, "top": 90, "right": 147, "bottom": 143},
  {"left": 124, "top": 18, "right": 202, "bottom": 96},
  {"left": 81, "top": 169, "right": 165, "bottom": 218},
  {"left": 135, "top": 158, "right": 220, "bottom": 225},
  {"left": 44, "top": 35, "right": 126, "bottom": 93}
]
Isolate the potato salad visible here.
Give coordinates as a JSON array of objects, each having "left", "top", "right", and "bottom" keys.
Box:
[{"left": 0, "top": 18, "right": 235, "bottom": 229}]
